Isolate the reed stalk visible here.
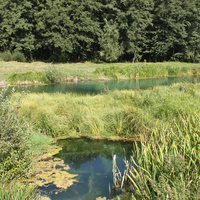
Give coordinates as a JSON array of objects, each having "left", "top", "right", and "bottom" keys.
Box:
[{"left": 116, "top": 114, "right": 200, "bottom": 199}]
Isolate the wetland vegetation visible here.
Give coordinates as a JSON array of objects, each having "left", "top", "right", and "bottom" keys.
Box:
[
  {"left": 0, "top": 61, "right": 200, "bottom": 199},
  {"left": 0, "top": 61, "right": 200, "bottom": 85},
  {"left": 1, "top": 0, "right": 200, "bottom": 198}
]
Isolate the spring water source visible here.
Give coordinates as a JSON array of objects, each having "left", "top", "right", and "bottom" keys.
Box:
[
  {"left": 13, "top": 76, "right": 200, "bottom": 94},
  {"left": 40, "top": 138, "right": 133, "bottom": 200}
]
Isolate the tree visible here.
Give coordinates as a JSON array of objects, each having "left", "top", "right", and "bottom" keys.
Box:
[
  {"left": 99, "top": 19, "right": 122, "bottom": 62},
  {"left": 186, "top": 0, "right": 200, "bottom": 62},
  {"left": 66, "top": 0, "right": 102, "bottom": 61},
  {"left": 0, "top": 0, "right": 35, "bottom": 61},
  {"left": 148, "top": 0, "right": 190, "bottom": 61},
  {"left": 126, "top": 0, "right": 154, "bottom": 62},
  {"left": 34, "top": 0, "right": 74, "bottom": 62}
]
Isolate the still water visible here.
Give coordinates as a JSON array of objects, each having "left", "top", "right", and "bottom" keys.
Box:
[
  {"left": 14, "top": 76, "right": 199, "bottom": 199},
  {"left": 41, "top": 138, "right": 133, "bottom": 200},
  {"left": 13, "top": 76, "right": 200, "bottom": 94}
]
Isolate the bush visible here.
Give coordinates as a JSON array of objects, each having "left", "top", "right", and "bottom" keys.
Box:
[
  {"left": 45, "top": 66, "right": 62, "bottom": 84},
  {"left": 1, "top": 51, "right": 26, "bottom": 62},
  {"left": 1, "top": 51, "right": 13, "bottom": 61},
  {"left": 0, "top": 181, "right": 38, "bottom": 200},
  {"left": 12, "top": 51, "right": 26, "bottom": 62},
  {"left": 0, "top": 87, "right": 31, "bottom": 181}
]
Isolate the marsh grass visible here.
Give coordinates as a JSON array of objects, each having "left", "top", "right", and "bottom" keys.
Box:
[
  {"left": 17, "top": 92, "right": 139, "bottom": 137},
  {"left": 1, "top": 61, "right": 200, "bottom": 83},
  {"left": 121, "top": 114, "right": 200, "bottom": 199},
  {"left": 94, "top": 62, "right": 200, "bottom": 80},
  {"left": 28, "top": 132, "right": 53, "bottom": 156},
  {"left": 14, "top": 82, "right": 200, "bottom": 139},
  {"left": 0, "top": 181, "right": 38, "bottom": 200},
  {"left": 7, "top": 71, "right": 47, "bottom": 84}
]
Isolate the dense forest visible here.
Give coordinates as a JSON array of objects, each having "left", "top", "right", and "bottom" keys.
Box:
[{"left": 0, "top": 0, "right": 200, "bottom": 63}]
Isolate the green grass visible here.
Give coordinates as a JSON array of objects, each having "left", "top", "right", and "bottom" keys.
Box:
[
  {"left": 94, "top": 62, "right": 200, "bottom": 80},
  {"left": 1, "top": 61, "right": 200, "bottom": 84},
  {"left": 5, "top": 79, "right": 200, "bottom": 199},
  {"left": 28, "top": 132, "right": 53, "bottom": 156},
  {"left": 0, "top": 181, "right": 38, "bottom": 200},
  {"left": 7, "top": 71, "right": 47, "bottom": 84},
  {"left": 119, "top": 114, "right": 200, "bottom": 199},
  {"left": 0, "top": 61, "right": 107, "bottom": 83},
  {"left": 13, "top": 82, "right": 200, "bottom": 139}
]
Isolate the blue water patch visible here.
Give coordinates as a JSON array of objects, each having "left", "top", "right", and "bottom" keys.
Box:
[{"left": 40, "top": 138, "right": 133, "bottom": 200}]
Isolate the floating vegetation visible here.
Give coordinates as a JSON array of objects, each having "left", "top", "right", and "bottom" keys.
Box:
[
  {"left": 96, "top": 197, "right": 106, "bottom": 200},
  {"left": 29, "top": 146, "right": 78, "bottom": 193}
]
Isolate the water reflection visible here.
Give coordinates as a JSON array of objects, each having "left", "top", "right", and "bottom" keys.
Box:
[
  {"left": 41, "top": 138, "right": 133, "bottom": 200},
  {"left": 12, "top": 76, "right": 200, "bottom": 94}
]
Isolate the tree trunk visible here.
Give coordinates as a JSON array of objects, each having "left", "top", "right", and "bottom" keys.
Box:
[
  {"left": 193, "top": 48, "right": 196, "bottom": 63},
  {"left": 30, "top": 51, "right": 33, "bottom": 62},
  {"left": 132, "top": 50, "right": 136, "bottom": 63}
]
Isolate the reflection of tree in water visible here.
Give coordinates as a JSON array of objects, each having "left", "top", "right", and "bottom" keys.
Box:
[{"left": 55, "top": 137, "right": 133, "bottom": 169}]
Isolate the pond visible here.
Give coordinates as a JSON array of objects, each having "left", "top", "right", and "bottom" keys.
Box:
[
  {"left": 10, "top": 76, "right": 199, "bottom": 199},
  {"left": 40, "top": 138, "right": 133, "bottom": 200},
  {"left": 13, "top": 76, "right": 200, "bottom": 94}
]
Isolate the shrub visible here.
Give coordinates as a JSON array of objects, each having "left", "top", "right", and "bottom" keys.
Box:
[
  {"left": 0, "top": 181, "right": 38, "bottom": 200},
  {"left": 1, "top": 51, "right": 26, "bottom": 62},
  {"left": 12, "top": 51, "right": 26, "bottom": 62},
  {"left": 45, "top": 66, "right": 62, "bottom": 84},
  {"left": 0, "top": 87, "right": 31, "bottom": 181},
  {"left": 1, "top": 51, "right": 13, "bottom": 61}
]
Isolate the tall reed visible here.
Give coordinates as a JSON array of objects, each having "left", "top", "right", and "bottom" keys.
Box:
[{"left": 121, "top": 114, "right": 200, "bottom": 199}]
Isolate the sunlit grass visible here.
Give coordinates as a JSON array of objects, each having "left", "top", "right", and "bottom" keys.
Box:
[
  {"left": 1, "top": 61, "right": 200, "bottom": 83},
  {"left": 0, "top": 179, "right": 39, "bottom": 200},
  {"left": 28, "top": 132, "right": 53, "bottom": 156},
  {"left": 95, "top": 62, "right": 200, "bottom": 80},
  {"left": 120, "top": 114, "right": 200, "bottom": 199},
  {"left": 13, "top": 82, "right": 200, "bottom": 139}
]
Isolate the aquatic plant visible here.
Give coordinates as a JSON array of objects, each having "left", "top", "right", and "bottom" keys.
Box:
[
  {"left": 118, "top": 114, "right": 200, "bottom": 199},
  {"left": 0, "top": 181, "right": 38, "bottom": 200},
  {"left": 16, "top": 82, "right": 200, "bottom": 139},
  {"left": 29, "top": 145, "right": 78, "bottom": 193}
]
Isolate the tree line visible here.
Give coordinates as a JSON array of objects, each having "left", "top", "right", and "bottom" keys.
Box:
[{"left": 0, "top": 0, "right": 200, "bottom": 63}]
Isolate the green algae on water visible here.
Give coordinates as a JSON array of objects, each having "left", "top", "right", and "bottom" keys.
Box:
[{"left": 29, "top": 146, "right": 78, "bottom": 192}]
